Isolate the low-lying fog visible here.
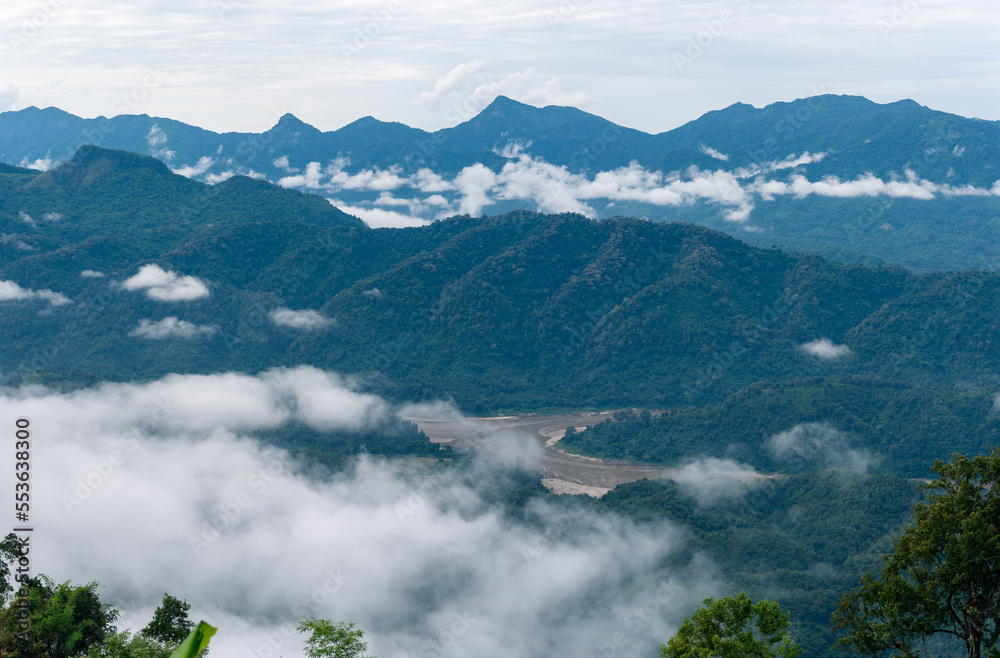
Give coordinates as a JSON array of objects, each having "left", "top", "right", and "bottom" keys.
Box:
[{"left": 0, "top": 367, "right": 727, "bottom": 658}]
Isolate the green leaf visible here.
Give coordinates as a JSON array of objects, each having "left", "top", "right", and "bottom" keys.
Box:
[{"left": 168, "top": 621, "right": 216, "bottom": 658}]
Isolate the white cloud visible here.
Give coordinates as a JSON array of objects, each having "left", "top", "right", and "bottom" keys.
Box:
[
  {"left": 81, "top": 270, "right": 106, "bottom": 278},
  {"left": 1, "top": 0, "right": 997, "bottom": 141},
  {"left": 800, "top": 338, "right": 851, "bottom": 360},
  {"left": 204, "top": 171, "right": 236, "bottom": 184},
  {"left": 273, "top": 155, "right": 298, "bottom": 173},
  {"left": 699, "top": 144, "right": 729, "bottom": 161},
  {"left": 670, "top": 458, "right": 765, "bottom": 505},
  {"left": 413, "top": 168, "right": 454, "bottom": 193},
  {"left": 0, "top": 280, "right": 70, "bottom": 306},
  {"left": 18, "top": 157, "right": 53, "bottom": 171},
  {"left": 146, "top": 124, "right": 175, "bottom": 160},
  {"left": 373, "top": 192, "right": 413, "bottom": 206},
  {"left": 768, "top": 422, "right": 875, "bottom": 472},
  {"left": 0, "top": 369, "right": 718, "bottom": 658},
  {"left": 751, "top": 170, "right": 996, "bottom": 202},
  {"left": 122, "top": 264, "right": 210, "bottom": 302},
  {"left": 18, "top": 211, "right": 36, "bottom": 226},
  {"left": 453, "top": 163, "right": 499, "bottom": 216},
  {"left": 766, "top": 152, "right": 826, "bottom": 171},
  {"left": 269, "top": 308, "right": 334, "bottom": 330},
  {"left": 362, "top": 288, "right": 383, "bottom": 299},
  {"left": 268, "top": 143, "right": 994, "bottom": 227},
  {"left": 0, "top": 83, "right": 20, "bottom": 112},
  {"left": 511, "top": 78, "right": 591, "bottom": 108},
  {"left": 42, "top": 211, "right": 63, "bottom": 221},
  {"left": 130, "top": 317, "right": 218, "bottom": 339},
  {"left": 332, "top": 202, "right": 431, "bottom": 229},
  {"left": 171, "top": 156, "right": 214, "bottom": 179},
  {"left": 278, "top": 160, "right": 324, "bottom": 189},
  {"left": 413, "top": 59, "right": 490, "bottom": 109}
]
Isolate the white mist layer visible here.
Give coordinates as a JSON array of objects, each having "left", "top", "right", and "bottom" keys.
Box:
[{"left": 0, "top": 368, "right": 720, "bottom": 658}]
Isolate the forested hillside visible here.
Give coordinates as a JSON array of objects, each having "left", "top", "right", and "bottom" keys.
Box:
[
  {"left": 3, "top": 146, "right": 1000, "bottom": 421},
  {"left": 4, "top": 96, "right": 1000, "bottom": 271}
]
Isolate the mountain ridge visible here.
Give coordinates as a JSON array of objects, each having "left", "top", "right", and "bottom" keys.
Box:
[
  {"left": 2, "top": 152, "right": 1000, "bottom": 434},
  {"left": 3, "top": 96, "right": 1000, "bottom": 272}
]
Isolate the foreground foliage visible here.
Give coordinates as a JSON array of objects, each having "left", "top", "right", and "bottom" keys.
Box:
[
  {"left": 0, "top": 581, "right": 201, "bottom": 658},
  {"left": 833, "top": 448, "right": 1000, "bottom": 657},
  {"left": 298, "top": 619, "right": 373, "bottom": 658},
  {"left": 601, "top": 470, "right": 920, "bottom": 656},
  {"left": 660, "top": 593, "right": 802, "bottom": 658}
]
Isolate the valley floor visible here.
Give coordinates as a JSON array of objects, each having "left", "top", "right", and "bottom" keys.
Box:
[{"left": 406, "top": 411, "right": 777, "bottom": 496}]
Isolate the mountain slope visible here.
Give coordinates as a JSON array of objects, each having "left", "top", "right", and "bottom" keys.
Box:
[
  {"left": 3, "top": 95, "right": 998, "bottom": 271},
  {"left": 1, "top": 145, "right": 364, "bottom": 258},
  {"left": 4, "top": 154, "right": 1000, "bottom": 476},
  {"left": 2, "top": 168, "right": 1000, "bottom": 418}
]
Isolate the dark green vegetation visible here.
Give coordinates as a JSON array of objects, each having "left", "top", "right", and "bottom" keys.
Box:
[
  {"left": 0, "top": 567, "right": 196, "bottom": 658},
  {"left": 834, "top": 449, "right": 1000, "bottom": 657},
  {"left": 253, "top": 417, "right": 450, "bottom": 473},
  {"left": 624, "top": 194, "right": 1000, "bottom": 274},
  {"left": 2, "top": 142, "right": 999, "bottom": 655},
  {"left": 600, "top": 471, "right": 921, "bottom": 657},
  {"left": 3, "top": 95, "right": 1000, "bottom": 271},
  {"left": 3, "top": 95, "right": 996, "bottom": 185},
  {"left": 561, "top": 379, "right": 1000, "bottom": 477},
  {"left": 298, "top": 619, "right": 372, "bottom": 658},
  {"left": 660, "top": 593, "right": 801, "bottom": 658},
  {"left": 3, "top": 148, "right": 1000, "bottom": 481}
]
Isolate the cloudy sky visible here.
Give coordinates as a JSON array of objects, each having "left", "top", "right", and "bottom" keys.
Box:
[{"left": 0, "top": 0, "right": 996, "bottom": 134}]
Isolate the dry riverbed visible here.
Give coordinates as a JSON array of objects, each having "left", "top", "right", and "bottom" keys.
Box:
[{"left": 405, "top": 411, "right": 668, "bottom": 497}]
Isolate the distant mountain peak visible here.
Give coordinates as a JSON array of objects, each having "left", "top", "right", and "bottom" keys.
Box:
[
  {"left": 484, "top": 95, "right": 529, "bottom": 110},
  {"left": 26, "top": 145, "right": 176, "bottom": 194},
  {"left": 269, "top": 113, "right": 319, "bottom": 133}
]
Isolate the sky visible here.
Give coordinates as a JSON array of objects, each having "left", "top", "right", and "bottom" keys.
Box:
[{"left": 0, "top": 0, "right": 997, "bottom": 135}]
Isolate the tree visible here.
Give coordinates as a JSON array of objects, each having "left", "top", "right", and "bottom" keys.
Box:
[
  {"left": 833, "top": 448, "right": 1000, "bottom": 657},
  {"left": 85, "top": 630, "right": 170, "bottom": 658},
  {"left": 143, "top": 594, "right": 194, "bottom": 651},
  {"left": 0, "top": 576, "right": 118, "bottom": 658},
  {"left": 297, "top": 619, "right": 373, "bottom": 658},
  {"left": 660, "top": 593, "right": 802, "bottom": 658},
  {"left": 0, "top": 532, "right": 23, "bottom": 605}
]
